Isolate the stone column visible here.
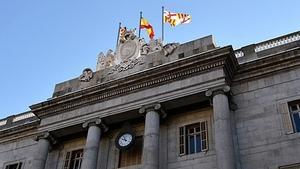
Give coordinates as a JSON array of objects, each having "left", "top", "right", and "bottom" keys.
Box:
[
  {"left": 139, "top": 103, "right": 166, "bottom": 169},
  {"left": 81, "top": 118, "right": 107, "bottom": 169},
  {"left": 206, "top": 86, "right": 236, "bottom": 169},
  {"left": 31, "top": 132, "right": 55, "bottom": 169}
]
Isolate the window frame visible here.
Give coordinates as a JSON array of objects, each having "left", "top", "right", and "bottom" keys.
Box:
[
  {"left": 3, "top": 161, "right": 24, "bottom": 169},
  {"left": 63, "top": 148, "right": 83, "bottom": 169},
  {"left": 178, "top": 120, "right": 209, "bottom": 156},
  {"left": 288, "top": 101, "right": 300, "bottom": 133}
]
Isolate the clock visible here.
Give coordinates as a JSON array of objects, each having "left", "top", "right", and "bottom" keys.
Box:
[{"left": 115, "top": 131, "right": 135, "bottom": 150}]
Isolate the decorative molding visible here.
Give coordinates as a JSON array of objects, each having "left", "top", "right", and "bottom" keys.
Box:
[{"left": 30, "top": 46, "right": 236, "bottom": 118}]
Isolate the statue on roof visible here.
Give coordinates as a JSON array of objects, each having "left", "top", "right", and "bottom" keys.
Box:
[{"left": 96, "top": 49, "right": 116, "bottom": 71}]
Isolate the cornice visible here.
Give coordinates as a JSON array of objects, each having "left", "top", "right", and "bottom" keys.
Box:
[
  {"left": 0, "top": 120, "right": 39, "bottom": 139},
  {"left": 233, "top": 47, "right": 300, "bottom": 83},
  {"left": 30, "top": 46, "right": 237, "bottom": 119}
]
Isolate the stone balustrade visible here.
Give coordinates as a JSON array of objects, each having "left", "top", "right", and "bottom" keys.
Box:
[
  {"left": 12, "top": 112, "right": 35, "bottom": 122},
  {"left": 235, "top": 31, "right": 300, "bottom": 58}
]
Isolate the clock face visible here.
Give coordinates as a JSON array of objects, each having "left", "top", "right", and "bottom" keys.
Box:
[
  {"left": 118, "top": 133, "right": 133, "bottom": 147},
  {"left": 115, "top": 131, "right": 135, "bottom": 150}
]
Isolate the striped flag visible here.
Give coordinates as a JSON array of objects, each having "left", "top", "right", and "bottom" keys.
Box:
[
  {"left": 164, "top": 10, "right": 191, "bottom": 27},
  {"left": 140, "top": 17, "right": 155, "bottom": 39}
]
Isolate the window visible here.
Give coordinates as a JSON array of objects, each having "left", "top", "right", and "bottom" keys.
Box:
[
  {"left": 5, "top": 162, "right": 23, "bottom": 169},
  {"left": 118, "top": 136, "right": 143, "bottom": 168},
  {"left": 179, "top": 121, "right": 208, "bottom": 156},
  {"left": 192, "top": 48, "right": 200, "bottom": 54},
  {"left": 178, "top": 53, "right": 185, "bottom": 59},
  {"left": 63, "top": 149, "right": 83, "bottom": 169},
  {"left": 289, "top": 101, "right": 300, "bottom": 133}
]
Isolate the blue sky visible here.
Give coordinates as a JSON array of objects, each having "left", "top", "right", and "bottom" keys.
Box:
[{"left": 0, "top": 0, "right": 300, "bottom": 119}]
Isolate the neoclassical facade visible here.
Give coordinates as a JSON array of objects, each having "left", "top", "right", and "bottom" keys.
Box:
[{"left": 1, "top": 30, "right": 300, "bottom": 169}]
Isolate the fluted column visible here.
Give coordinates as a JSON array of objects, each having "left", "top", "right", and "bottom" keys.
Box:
[
  {"left": 206, "top": 86, "right": 236, "bottom": 169},
  {"left": 31, "top": 132, "right": 55, "bottom": 169},
  {"left": 139, "top": 103, "right": 166, "bottom": 169},
  {"left": 81, "top": 118, "right": 107, "bottom": 169}
]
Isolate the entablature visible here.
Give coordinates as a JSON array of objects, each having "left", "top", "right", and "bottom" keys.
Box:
[{"left": 30, "top": 46, "right": 237, "bottom": 122}]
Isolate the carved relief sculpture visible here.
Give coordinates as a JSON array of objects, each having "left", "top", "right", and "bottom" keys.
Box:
[
  {"left": 96, "top": 50, "right": 116, "bottom": 71},
  {"left": 79, "top": 68, "right": 94, "bottom": 82},
  {"left": 163, "top": 43, "right": 180, "bottom": 56},
  {"left": 140, "top": 38, "right": 164, "bottom": 55}
]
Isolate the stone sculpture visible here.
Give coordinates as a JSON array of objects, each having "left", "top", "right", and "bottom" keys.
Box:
[
  {"left": 163, "top": 43, "right": 180, "bottom": 56},
  {"left": 79, "top": 68, "right": 93, "bottom": 82}
]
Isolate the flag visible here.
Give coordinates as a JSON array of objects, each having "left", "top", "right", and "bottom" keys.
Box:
[
  {"left": 140, "top": 17, "right": 155, "bottom": 39},
  {"left": 164, "top": 10, "right": 191, "bottom": 27}
]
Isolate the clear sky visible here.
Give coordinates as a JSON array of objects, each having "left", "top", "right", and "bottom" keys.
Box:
[{"left": 0, "top": 0, "right": 300, "bottom": 119}]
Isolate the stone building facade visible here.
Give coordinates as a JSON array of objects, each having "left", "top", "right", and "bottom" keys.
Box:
[{"left": 1, "top": 30, "right": 300, "bottom": 169}]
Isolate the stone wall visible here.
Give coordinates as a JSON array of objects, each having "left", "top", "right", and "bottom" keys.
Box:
[
  {"left": 232, "top": 67, "right": 300, "bottom": 169},
  {"left": 0, "top": 137, "right": 37, "bottom": 169}
]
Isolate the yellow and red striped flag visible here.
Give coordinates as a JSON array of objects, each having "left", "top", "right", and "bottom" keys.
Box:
[
  {"left": 164, "top": 10, "right": 191, "bottom": 27},
  {"left": 140, "top": 17, "right": 155, "bottom": 39}
]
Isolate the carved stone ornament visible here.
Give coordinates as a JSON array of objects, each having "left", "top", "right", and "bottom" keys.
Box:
[
  {"left": 108, "top": 57, "right": 144, "bottom": 74},
  {"left": 139, "top": 103, "right": 167, "bottom": 118},
  {"left": 82, "top": 118, "right": 109, "bottom": 132},
  {"left": 79, "top": 68, "right": 93, "bottom": 82},
  {"left": 96, "top": 49, "right": 116, "bottom": 71},
  {"left": 163, "top": 43, "right": 180, "bottom": 56},
  {"left": 140, "top": 38, "right": 163, "bottom": 55},
  {"left": 119, "top": 27, "right": 137, "bottom": 44},
  {"left": 120, "top": 40, "right": 138, "bottom": 60}
]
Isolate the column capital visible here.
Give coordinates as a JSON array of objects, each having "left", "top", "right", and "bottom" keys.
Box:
[
  {"left": 34, "top": 132, "right": 57, "bottom": 145},
  {"left": 82, "top": 118, "right": 108, "bottom": 132},
  {"left": 139, "top": 103, "right": 167, "bottom": 118},
  {"left": 205, "top": 85, "right": 230, "bottom": 98}
]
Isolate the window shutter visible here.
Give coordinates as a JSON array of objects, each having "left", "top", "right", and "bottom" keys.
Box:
[
  {"left": 63, "top": 152, "right": 71, "bottom": 169},
  {"left": 279, "top": 102, "right": 294, "bottom": 134},
  {"left": 179, "top": 126, "right": 186, "bottom": 155}
]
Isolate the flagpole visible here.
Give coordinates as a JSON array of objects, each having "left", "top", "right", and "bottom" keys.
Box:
[
  {"left": 138, "top": 11, "right": 142, "bottom": 38},
  {"left": 162, "top": 6, "right": 164, "bottom": 43},
  {"left": 116, "top": 22, "right": 121, "bottom": 49}
]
